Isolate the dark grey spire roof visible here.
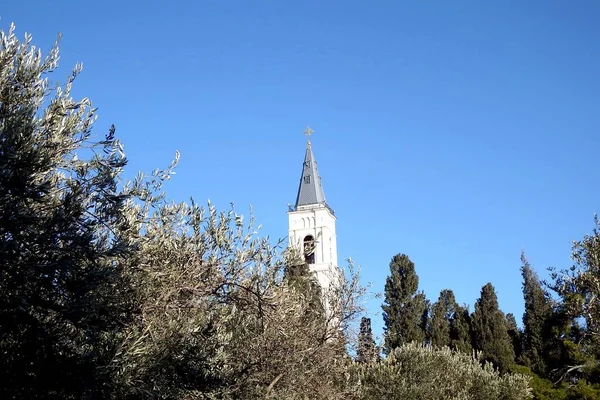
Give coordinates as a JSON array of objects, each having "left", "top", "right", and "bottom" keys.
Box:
[{"left": 295, "top": 141, "right": 328, "bottom": 208}]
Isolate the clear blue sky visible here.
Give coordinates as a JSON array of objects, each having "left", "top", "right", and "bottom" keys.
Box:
[{"left": 3, "top": 1, "right": 599, "bottom": 340}]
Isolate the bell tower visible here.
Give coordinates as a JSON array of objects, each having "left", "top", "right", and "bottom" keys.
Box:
[{"left": 288, "top": 127, "right": 340, "bottom": 293}]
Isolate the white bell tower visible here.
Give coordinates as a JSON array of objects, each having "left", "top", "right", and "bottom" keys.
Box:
[{"left": 288, "top": 127, "right": 340, "bottom": 295}]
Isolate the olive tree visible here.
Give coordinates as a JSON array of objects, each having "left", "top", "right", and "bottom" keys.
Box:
[
  {"left": 0, "top": 23, "right": 368, "bottom": 399},
  {"left": 112, "top": 201, "right": 366, "bottom": 399},
  {"left": 0, "top": 23, "right": 167, "bottom": 399},
  {"left": 354, "top": 343, "right": 532, "bottom": 400}
]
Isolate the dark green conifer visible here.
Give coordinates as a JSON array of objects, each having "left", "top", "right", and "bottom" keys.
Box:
[
  {"left": 471, "top": 283, "right": 515, "bottom": 372},
  {"left": 505, "top": 313, "right": 523, "bottom": 361},
  {"left": 382, "top": 253, "right": 428, "bottom": 352},
  {"left": 520, "top": 252, "right": 551, "bottom": 374},
  {"left": 414, "top": 291, "right": 430, "bottom": 343},
  {"left": 357, "top": 317, "right": 378, "bottom": 363},
  {"left": 450, "top": 304, "right": 473, "bottom": 354},
  {"left": 430, "top": 289, "right": 457, "bottom": 348}
]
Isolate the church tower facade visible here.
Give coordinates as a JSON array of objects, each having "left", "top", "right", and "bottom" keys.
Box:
[{"left": 288, "top": 128, "right": 340, "bottom": 293}]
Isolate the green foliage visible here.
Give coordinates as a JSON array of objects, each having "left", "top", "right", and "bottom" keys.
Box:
[
  {"left": 521, "top": 252, "right": 552, "bottom": 374},
  {"left": 357, "top": 317, "right": 378, "bottom": 364},
  {"left": 354, "top": 342, "right": 532, "bottom": 400},
  {"left": 544, "top": 217, "right": 600, "bottom": 385},
  {"left": 511, "top": 364, "right": 600, "bottom": 400},
  {"left": 382, "top": 254, "right": 428, "bottom": 352},
  {"left": 450, "top": 304, "right": 474, "bottom": 354},
  {"left": 430, "top": 289, "right": 457, "bottom": 348},
  {"left": 471, "top": 283, "right": 515, "bottom": 372},
  {"left": 565, "top": 380, "right": 600, "bottom": 400},
  {"left": 0, "top": 22, "right": 565, "bottom": 400},
  {"left": 0, "top": 25, "right": 370, "bottom": 399},
  {"left": 535, "top": 307, "right": 572, "bottom": 381},
  {"left": 110, "top": 201, "right": 367, "bottom": 399},
  {"left": 506, "top": 312, "right": 523, "bottom": 361},
  {"left": 284, "top": 253, "right": 325, "bottom": 319},
  {"left": 565, "top": 216, "right": 600, "bottom": 342},
  {"left": 510, "top": 365, "right": 564, "bottom": 400},
  {"left": 0, "top": 24, "right": 151, "bottom": 399}
]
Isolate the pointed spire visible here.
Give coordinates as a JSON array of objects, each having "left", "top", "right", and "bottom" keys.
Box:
[{"left": 295, "top": 127, "right": 329, "bottom": 209}]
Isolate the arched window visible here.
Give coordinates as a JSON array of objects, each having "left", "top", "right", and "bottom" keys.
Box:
[{"left": 303, "top": 235, "right": 315, "bottom": 264}]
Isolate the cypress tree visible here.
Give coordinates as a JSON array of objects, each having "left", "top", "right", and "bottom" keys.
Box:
[
  {"left": 450, "top": 304, "right": 473, "bottom": 354},
  {"left": 505, "top": 313, "right": 523, "bottom": 362},
  {"left": 430, "top": 289, "right": 457, "bottom": 348},
  {"left": 520, "top": 252, "right": 551, "bottom": 374},
  {"left": 414, "top": 291, "right": 430, "bottom": 344},
  {"left": 357, "top": 317, "right": 378, "bottom": 363},
  {"left": 382, "top": 253, "right": 427, "bottom": 352},
  {"left": 471, "top": 283, "right": 515, "bottom": 372}
]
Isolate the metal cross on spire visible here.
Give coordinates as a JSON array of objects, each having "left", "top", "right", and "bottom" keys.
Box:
[{"left": 304, "top": 126, "right": 314, "bottom": 146}]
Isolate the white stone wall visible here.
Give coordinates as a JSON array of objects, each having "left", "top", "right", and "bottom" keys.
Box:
[{"left": 287, "top": 204, "right": 339, "bottom": 291}]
